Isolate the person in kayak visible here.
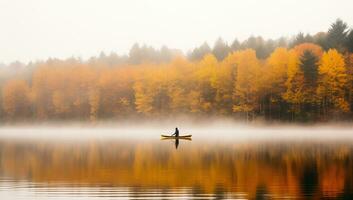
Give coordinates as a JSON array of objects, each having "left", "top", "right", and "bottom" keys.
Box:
[{"left": 171, "top": 127, "right": 179, "bottom": 137}]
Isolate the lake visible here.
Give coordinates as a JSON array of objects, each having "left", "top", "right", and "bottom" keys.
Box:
[{"left": 0, "top": 127, "right": 352, "bottom": 199}]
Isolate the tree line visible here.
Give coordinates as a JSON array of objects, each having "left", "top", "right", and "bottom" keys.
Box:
[{"left": 1, "top": 19, "right": 353, "bottom": 122}]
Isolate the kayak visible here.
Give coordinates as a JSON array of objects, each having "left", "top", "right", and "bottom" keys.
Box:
[
  {"left": 161, "top": 137, "right": 192, "bottom": 141},
  {"left": 161, "top": 135, "right": 192, "bottom": 139}
]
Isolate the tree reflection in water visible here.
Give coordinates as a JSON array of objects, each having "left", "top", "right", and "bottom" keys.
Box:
[{"left": 0, "top": 139, "right": 352, "bottom": 199}]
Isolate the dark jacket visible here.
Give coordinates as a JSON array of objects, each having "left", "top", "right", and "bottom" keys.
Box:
[{"left": 172, "top": 128, "right": 179, "bottom": 137}]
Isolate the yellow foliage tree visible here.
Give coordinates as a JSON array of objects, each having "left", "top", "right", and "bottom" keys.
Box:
[
  {"left": 262, "top": 48, "right": 290, "bottom": 118},
  {"left": 133, "top": 65, "right": 171, "bottom": 116},
  {"left": 194, "top": 54, "right": 218, "bottom": 113},
  {"left": 166, "top": 61, "right": 190, "bottom": 113},
  {"left": 282, "top": 50, "right": 305, "bottom": 118},
  {"left": 232, "top": 49, "right": 261, "bottom": 121},
  {"left": 2, "top": 79, "right": 31, "bottom": 119},
  {"left": 98, "top": 68, "right": 135, "bottom": 118},
  {"left": 89, "top": 88, "right": 100, "bottom": 122},
  {"left": 318, "top": 49, "right": 349, "bottom": 115},
  {"left": 212, "top": 54, "right": 236, "bottom": 114}
]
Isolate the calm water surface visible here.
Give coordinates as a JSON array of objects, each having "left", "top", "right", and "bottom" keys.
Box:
[{"left": 0, "top": 128, "right": 352, "bottom": 199}]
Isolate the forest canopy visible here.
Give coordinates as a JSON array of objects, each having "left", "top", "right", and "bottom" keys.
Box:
[{"left": 1, "top": 19, "right": 353, "bottom": 122}]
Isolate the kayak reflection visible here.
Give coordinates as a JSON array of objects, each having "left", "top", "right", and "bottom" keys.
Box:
[{"left": 161, "top": 137, "right": 192, "bottom": 149}]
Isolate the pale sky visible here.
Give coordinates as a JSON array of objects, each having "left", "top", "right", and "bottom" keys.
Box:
[{"left": 0, "top": 0, "right": 352, "bottom": 64}]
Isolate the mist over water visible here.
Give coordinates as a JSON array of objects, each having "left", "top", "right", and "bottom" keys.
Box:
[{"left": 0, "top": 121, "right": 353, "bottom": 141}]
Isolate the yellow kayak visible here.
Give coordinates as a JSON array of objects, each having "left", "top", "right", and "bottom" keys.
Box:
[{"left": 161, "top": 135, "right": 192, "bottom": 139}]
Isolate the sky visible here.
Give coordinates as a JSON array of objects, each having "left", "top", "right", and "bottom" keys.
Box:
[{"left": 0, "top": 0, "right": 352, "bottom": 64}]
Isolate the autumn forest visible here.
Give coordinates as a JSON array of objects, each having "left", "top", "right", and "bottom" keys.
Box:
[{"left": 1, "top": 19, "right": 353, "bottom": 122}]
